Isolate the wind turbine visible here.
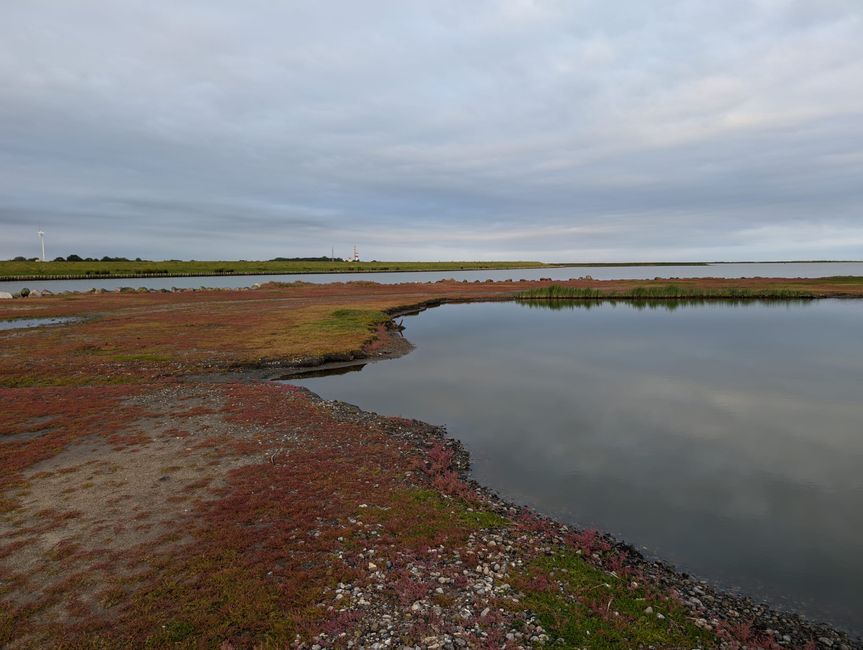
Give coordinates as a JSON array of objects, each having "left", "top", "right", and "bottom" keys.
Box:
[{"left": 37, "top": 229, "right": 46, "bottom": 262}]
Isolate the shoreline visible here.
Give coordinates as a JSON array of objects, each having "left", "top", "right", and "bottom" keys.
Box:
[
  {"left": 5, "top": 260, "right": 863, "bottom": 284},
  {"left": 219, "top": 309, "right": 861, "bottom": 645},
  {"left": 0, "top": 261, "right": 741, "bottom": 284},
  {"left": 296, "top": 385, "right": 862, "bottom": 648}
]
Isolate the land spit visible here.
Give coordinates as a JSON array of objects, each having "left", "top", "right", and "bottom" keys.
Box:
[{"left": 1, "top": 277, "right": 862, "bottom": 648}]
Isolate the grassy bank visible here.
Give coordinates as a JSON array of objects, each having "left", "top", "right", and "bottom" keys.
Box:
[
  {"left": 516, "top": 283, "right": 826, "bottom": 302},
  {"left": 0, "top": 259, "right": 552, "bottom": 280},
  {"left": 0, "top": 259, "right": 722, "bottom": 281}
]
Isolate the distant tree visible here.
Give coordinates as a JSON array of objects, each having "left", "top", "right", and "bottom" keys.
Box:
[
  {"left": 12, "top": 256, "right": 26, "bottom": 261},
  {"left": 66, "top": 254, "right": 84, "bottom": 262},
  {"left": 53, "top": 256, "right": 66, "bottom": 262},
  {"left": 135, "top": 257, "right": 142, "bottom": 262}
]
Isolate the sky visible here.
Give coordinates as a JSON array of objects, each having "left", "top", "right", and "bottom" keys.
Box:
[{"left": 1, "top": 1, "right": 862, "bottom": 262}]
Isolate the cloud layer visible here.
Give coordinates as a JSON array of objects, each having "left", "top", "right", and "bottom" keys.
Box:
[{"left": 2, "top": 1, "right": 862, "bottom": 261}]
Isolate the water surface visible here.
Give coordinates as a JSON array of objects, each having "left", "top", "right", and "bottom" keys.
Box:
[
  {"left": 287, "top": 299, "right": 863, "bottom": 634},
  {"left": 0, "top": 316, "right": 79, "bottom": 331},
  {"left": 2, "top": 261, "right": 861, "bottom": 293}
]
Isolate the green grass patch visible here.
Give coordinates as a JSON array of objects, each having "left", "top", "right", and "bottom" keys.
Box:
[
  {"left": 316, "top": 309, "right": 389, "bottom": 334},
  {"left": 0, "top": 259, "right": 549, "bottom": 280},
  {"left": 359, "top": 489, "right": 508, "bottom": 548},
  {"left": 517, "top": 283, "right": 816, "bottom": 302},
  {"left": 519, "top": 551, "right": 717, "bottom": 649},
  {"left": 518, "top": 285, "right": 604, "bottom": 300},
  {"left": 814, "top": 275, "right": 863, "bottom": 284},
  {"left": 457, "top": 504, "right": 509, "bottom": 529},
  {"left": 109, "top": 352, "right": 171, "bottom": 363},
  {"left": 406, "top": 488, "right": 507, "bottom": 530}
]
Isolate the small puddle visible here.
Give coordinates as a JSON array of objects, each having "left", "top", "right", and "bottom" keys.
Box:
[{"left": 0, "top": 317, "right": 80, "bottom": 331}]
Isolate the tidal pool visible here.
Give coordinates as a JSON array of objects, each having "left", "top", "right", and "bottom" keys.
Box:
[
  {"left": 286, "top": 299, "right": 863, "bottom": 633},
  {"left": 0, "top": 316, "right": 79, "bottom": 331}
]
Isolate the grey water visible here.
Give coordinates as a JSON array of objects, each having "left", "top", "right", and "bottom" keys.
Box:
[
  {"left": 285, "top": 299, "right": 863, "bottom": 634},
  {"left": 2, "top": 261, "right": 862, "bottom": 293},
  {"left": 0, "top": 316, "right": 79, "bottom": 330}
]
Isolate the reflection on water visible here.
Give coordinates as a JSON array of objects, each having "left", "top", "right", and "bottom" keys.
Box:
[
  {"left": 515, "top": 297, "right": 815, "bottom": 311},
  {"left": 278, "top": 363, "right": 366, "bottom": 380},
  {"left": 285, "top": 300, "right": 863, "bottom": 633}
]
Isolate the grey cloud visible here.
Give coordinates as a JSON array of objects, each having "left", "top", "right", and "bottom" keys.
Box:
[{"left": 0, "top": 1, "right": 861, "bottom": 261}]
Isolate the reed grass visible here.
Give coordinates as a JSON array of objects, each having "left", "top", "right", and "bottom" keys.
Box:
[{"left": 516, "top": 283, "right": 816, "bottom": 303}]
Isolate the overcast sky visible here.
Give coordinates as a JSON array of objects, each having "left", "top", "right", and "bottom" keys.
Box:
[{"left": 1, "top": 1, "right": 862, "bottom": 262}]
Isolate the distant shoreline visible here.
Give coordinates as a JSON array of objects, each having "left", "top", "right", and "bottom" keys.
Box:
[
  {"left": 5, "top": 260, "right": 863, "bottom": 282},
  {"left": 0, "top": 260, "right": 706, "bottom": 282},
  {"left": 2, "top": 260, "right": 862, "bottom": 283}
]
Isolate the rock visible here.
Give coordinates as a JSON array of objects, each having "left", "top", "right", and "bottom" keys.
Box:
[
  {"left": 19, "top": 287, "right": 30, "bottom": 297},
  {"left": 29, "top": 289, "right": 42, "bottom": 297},
  {"left": 0, "top": 292, "right": 12, "bottom": 300},
  {"left": 644, "top": 606, "right": 654, "bottom": 615}
]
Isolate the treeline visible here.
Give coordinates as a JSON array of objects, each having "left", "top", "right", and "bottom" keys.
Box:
[
  {"left": 9, "top": 255, "right": 148, "bottom": 262},
  {"left": 8, "top": 255, "right": 343, "bottom": 263},
  {"left": 269, "top": 256, "right": 346, "bottom": 262}
]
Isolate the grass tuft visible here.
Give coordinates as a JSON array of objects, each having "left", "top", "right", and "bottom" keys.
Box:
[{"left": 517, "top": 551, "right": 716, "bottom": 649}]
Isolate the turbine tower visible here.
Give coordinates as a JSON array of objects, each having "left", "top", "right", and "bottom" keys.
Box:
[{"left": 37, "top": 229, "right": 46, "bottom": 262}]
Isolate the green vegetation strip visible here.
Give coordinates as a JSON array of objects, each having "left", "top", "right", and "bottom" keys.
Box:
[
  {"left": 519, "top": 551, "right": 716, "bottom": 648},
  {"left": 0, "top": 260, "right": 549, "bottom": 280},
  {"left": 516, "top": 284, "right": 818, "bottom": 301}
]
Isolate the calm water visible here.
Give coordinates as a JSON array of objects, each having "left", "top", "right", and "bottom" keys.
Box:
[
  {"left": 0, "top": 316, "right": 79, "bottom": 330},
  {"left": 2, "top": 261, "right": 862, "bottom": 293},
  {"left": 286, "top": 300, "right": 863, "bottom": 634}
]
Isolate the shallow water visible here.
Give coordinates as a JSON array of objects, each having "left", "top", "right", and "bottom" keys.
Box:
[
  {"left": 286, "top": 299, "right": 863, "bottom": 634},
  {"left": 2, "top": 261, "right": 862, "bottom": 293},
  {"left": 0, "top": 316, "right": 79, "bottom": 330}
]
